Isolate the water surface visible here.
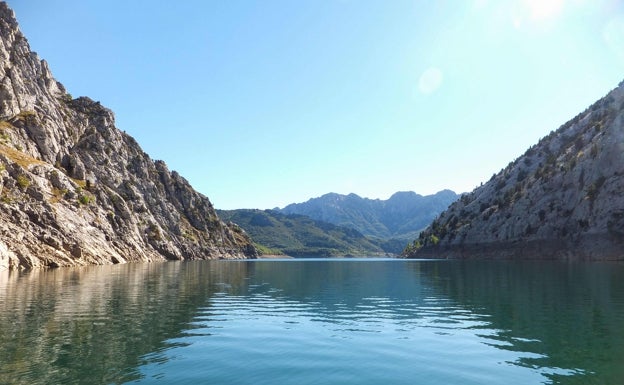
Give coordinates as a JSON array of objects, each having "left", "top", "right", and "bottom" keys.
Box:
[{"left": 1, "top": 259, "right": 623, "bottom": 384}]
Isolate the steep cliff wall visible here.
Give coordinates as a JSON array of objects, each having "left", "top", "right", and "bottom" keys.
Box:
[
  {"left": 0, "top": 3, "right": 256, "bottom": 269},
  {"left": 407, "top": 81, "right": 624, "bottom": 260}
]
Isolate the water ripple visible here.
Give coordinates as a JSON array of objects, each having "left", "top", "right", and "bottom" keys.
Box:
[{"left": 1, "top": 260, "right": 620, "bottom": 385}]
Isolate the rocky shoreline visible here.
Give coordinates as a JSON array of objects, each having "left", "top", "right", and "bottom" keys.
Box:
[{"left": 412, "top": 234, "right": 623, "bottom": 261}]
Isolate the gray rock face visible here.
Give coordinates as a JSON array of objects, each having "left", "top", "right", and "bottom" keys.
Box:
[
  {"left": 408, "top": 80, "right": 624, "bottom": 260},
  {"left": 0, "top": 3, "right": 257, "bottom": 270}
]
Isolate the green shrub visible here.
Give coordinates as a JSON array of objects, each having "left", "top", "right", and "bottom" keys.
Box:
[
  {"left": 16, "top": 174, "right": 29, "bottom": 190},
  {"left": 78, "top": 194, "right": 92, "bottom": 205}
]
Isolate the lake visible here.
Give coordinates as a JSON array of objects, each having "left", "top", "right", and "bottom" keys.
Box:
[{"left": 1, "top": 259, "right": 623, "bottom": 384}]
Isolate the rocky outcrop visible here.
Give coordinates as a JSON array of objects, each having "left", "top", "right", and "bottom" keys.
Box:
[
  {"left": 405, "top": 80, "right": 624, "bottom": 261},
  {"left": 0, "top": 2, "right": 257, "bottom": 269}
]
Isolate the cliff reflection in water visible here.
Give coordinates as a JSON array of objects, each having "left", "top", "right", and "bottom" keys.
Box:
[
  {"left": 0, "top": 262, "right": 246, "bottom": 384},
  {"left": 1, "top": 260, "right": 623, "bottom": 385},
  {"left": 420, "top": 260, "right": 624, "bottom": 384}
]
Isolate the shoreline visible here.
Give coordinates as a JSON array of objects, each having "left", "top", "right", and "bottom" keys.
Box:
[{"left": 257, "top": 254, "right": 294, "bottom": 259}]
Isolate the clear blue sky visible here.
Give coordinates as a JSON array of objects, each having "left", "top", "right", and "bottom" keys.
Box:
[{"left": 8, "top": 0, "right": 624, "bottom": 209}]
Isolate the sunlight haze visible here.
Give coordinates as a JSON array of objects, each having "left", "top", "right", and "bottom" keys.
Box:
[{"left": 8, "top": 0, "right": 623, "bottom": 209}]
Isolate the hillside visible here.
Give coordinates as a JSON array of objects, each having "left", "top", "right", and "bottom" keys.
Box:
[
  {"left": 278, "top": 190, "right": 458, "bottom": 243},
  {"left": 218, "top": 209, "right": 387, "bottom": 257},
  {"left": 405, "top": 80, "right": 624, "bottom": 260},
  {"left": 0, "top": 3, "right": 256, "bottom": 269}
]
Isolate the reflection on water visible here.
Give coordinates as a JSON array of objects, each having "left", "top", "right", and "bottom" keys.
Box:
[
  {"left": 1, "top": 260, "right": 623, "bottom": 384},
  {"left": 0, "top": 262, "right": 226, "bottom": 384}
]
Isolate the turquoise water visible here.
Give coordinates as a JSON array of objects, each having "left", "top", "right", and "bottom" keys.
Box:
[{"left": 1, "top": 259, "right": 623, "bottom": 384}]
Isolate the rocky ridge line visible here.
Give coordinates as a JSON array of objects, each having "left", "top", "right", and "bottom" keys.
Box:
[
  {"left": 278, "top": 190, "right": 458, "bottom": 241},
  {"left": 406, "top": 80, "right": 624, "bottom": 260},
  {"left": 0, "top": 2, "right": 257, "bottom": 269}
]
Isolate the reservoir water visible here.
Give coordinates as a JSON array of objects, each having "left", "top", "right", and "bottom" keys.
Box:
[{"left": 1, "top": 259, "right": 623, "bottom": 384}]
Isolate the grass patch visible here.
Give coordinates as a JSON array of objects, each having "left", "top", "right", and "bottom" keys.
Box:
[
  {"left": 50, "top": 187, "right": 68, "bottom": 204},
  {"left": 0, "top": 121, "right": 13, "bottom": 129},
  {"left": 0, "top": 144, "right": 45, "bottom": 169},
  {"left": 71, "top": 178, "right": 87, "bottom": 189},
  {"left": 78, "top": 194, "right": 93, "bottom": 205},
  {"left": 17, "top": 110, "right": 36, "bottom": 119},
  {"left": 16, "top": 174, "right": 30, "bottom": 190}
]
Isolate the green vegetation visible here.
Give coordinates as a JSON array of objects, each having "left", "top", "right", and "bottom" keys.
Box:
[
  {"left": 16, "top": 174, "right": 29, "bottom": 190},
  {"left": 50, "top": 187, "right": 68, "bottom": 204},
  {"left": 217, "top": 209, "right": 386, "bottom": 257},
  {"left": 253, "top": 243, "right": 283, "bottom": 256},
  {"left": 402, "top": 239, "right": 422, "bottom": 256},
  {"left": 78, "top": 194, "right": 92, "bottom": 205},
  {"left": 277, "top": 191, "right": 458, "bottom": 243}
]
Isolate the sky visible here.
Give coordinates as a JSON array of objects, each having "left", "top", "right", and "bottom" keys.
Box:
[{"left": 7, "top": 0, "right": 624, "bottom": 209}]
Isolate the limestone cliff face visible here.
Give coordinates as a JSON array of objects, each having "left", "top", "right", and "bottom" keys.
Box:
[
  {"left": 0, "top": 3, "right": 257, "bottom": 269},
  {"left": 407, "top": 80, "right": 624, "bottom": 260}
]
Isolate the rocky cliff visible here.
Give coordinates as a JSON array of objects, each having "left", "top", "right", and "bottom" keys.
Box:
[
  {"left": 0, "top": 3, "right": 257, "bottom": 269},
  {"left": 406, "top": 80, "right": 624, "bottom": 260}
]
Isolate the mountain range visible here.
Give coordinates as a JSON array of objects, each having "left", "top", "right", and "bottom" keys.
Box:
[
  {"left": 218, "top": 190, "right": 458, "bottom": 256},
  {"left": 406, "top": 80, "right": 624, "bottom": 260},
  {"left": 278, "top": 190, "right": 458, "bottom": 242}
]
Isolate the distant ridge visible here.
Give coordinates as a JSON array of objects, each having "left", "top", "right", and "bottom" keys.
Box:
[
  {"left": 405, "top": 80, "right": 624, "bottom": 260},
  {"left": 218, "top": 209, "right": 386, "bottom": 257},
  {"left": 277, "top": 190, "right": 458, "bottom": 242}
]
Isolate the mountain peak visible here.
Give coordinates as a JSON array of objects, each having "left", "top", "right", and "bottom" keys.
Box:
[
  {"left": 388, "top": 191, "right": 420, "bottom": 200},
  {"left": 0, "top": 2, "right": 18, "bottom": 30}
]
